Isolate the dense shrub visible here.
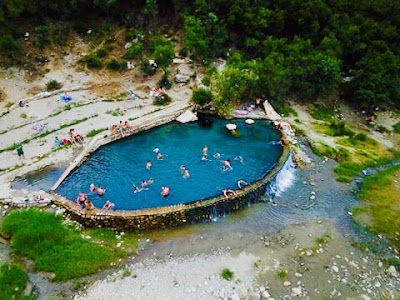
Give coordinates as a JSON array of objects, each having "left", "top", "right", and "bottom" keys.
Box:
[
  {"left": 153, "top": 93, "right": 172, "bottom": 106},
  {"left": 0, "top": 34, "right": 21, "bottom": 56},
  {"left": 0, "top": 264, "right": 34, "bottom": 300},
  {"left": 82, "top": 54, "right": 103, "bottom": 69},
  {"left": 124, "top": 42, "right": 144, "bottom": 60},
  {"left": 191, "top": 88, "right": 212, "bottom": 106},
  {"left": 96, "top": 48, "right": 109, "bottom": 58},
  {"left": 34, "top": 25, "right": 51, "bottom": 49},
  {"left": 106, "top": 57, "right": 128, "bottom": 71},
  {"left": 46, "top": 79, "right": 62, "bottom": 91},
  {"left": 393, "top": 122, "right": 400, "bottom": 133},
  {"left": 141, "top": 59, "right": 157, "bottom": 75},
  {"left": 1, "top": 209, "right": 125, "bottom": 281},
  {"left": 329, "top": 121, "right": 355, "bottom": 137}
]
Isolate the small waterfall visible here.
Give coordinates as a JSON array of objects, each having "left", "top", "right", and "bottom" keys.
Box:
[{"left": 266, "top": 155, "right": 296, "bottom": 199}]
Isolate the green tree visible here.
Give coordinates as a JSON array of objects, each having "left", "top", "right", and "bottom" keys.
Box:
[
  {"left": 183, "top": 15, "right": 209, "bottom": 60},
  {"left": 154, "top": 43, "right": 174, "bottom": 70}
]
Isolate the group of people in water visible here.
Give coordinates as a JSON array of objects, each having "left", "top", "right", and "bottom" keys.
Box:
[
  {"left": 74, "top": 144, "right": 251, "bottom": 211},
  {"left": 110, "top": 120, "right": 133, "bottom": 138},
  {"left": 76, "top": 183, "right": 113, "bottom": 211}
]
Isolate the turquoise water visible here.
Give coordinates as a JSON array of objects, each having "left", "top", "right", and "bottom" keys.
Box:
[{"left": 56, "top": 119, "right": 283, "bottom": 210}]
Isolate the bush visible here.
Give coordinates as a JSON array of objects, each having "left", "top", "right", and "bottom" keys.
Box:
[
  {"left": 1, "top": 209, "right": 125, "bottom": 281},
  {"left": 154, "top": 93, "right": 172, "bottom": 106},
  {"left": 141, "top": 59, "right": 157, "bottom": 76},
  {"left": 329, "top": 121, "right": 355, "bottom": 137},
  {"left": 82, "top": 54, "right": 103, "bottom": 69},
  {"left": 46, "top": 79, "right": 62, "bottom": 91},
  {"left": 310, "top": 104, "right": 334, "bottom": 120},
  {"left": 220, "top": 268, "right": 234, "bottom": 281},
  {"left": 96, "top": 48, "right": 109, "bottom": 58},
  {"left": 393, "top": 122, "right": 400, "bottom": 133},
  {"left": 106, "top": 57, "right": 128, "bottom": 72},
  {"left": 0, "top": 264, "right": 33, "bottom": 300},
  {"left": 0, "top": 34, "right": 21, "bottom": 56},
  {"left": 201, "top": 75, "right": 211, "bottom": 86},
  {"left": 34, "top": 25, "right": 51, "bottom": 49},
  {"left": 124, "top": 42, "right": 144, "bottom": 60},
  {"left": 191, "top": 88, "right": 212, "bottom": 106}
]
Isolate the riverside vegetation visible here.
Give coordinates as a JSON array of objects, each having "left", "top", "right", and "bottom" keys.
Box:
[{"left": 0, "top": 0, "right": 399, "bottom": 298}]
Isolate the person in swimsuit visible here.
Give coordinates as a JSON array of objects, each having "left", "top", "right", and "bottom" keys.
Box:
[
  {"left": 102, "top": 200, "right": 115, "bottom": 210},
  {"left": 89, "top": 183, "right": 96, "bottom": 192},
  {"left": 97, "top": 186, "right": 106, "bottom": 196},
  {"left": 222, "top": 189, "right": 237, "bottom": 199},
  {"left": 76, "top": 193, "right": 87, "bottom": 209},
  {"left": 16, "top": 143, "right": 25, "bottom": 160},
  {"left": 183, "top": 169, "right": 190, "bottom": 179},
  {"left": 157, "top": 152, "right": 164, "bottom": 160},
  {"left": 146, "top": 160, "right": 152, "bottom": 170},
  {"left": 161, "top": 186, "right": 170, "bottom": 197}
]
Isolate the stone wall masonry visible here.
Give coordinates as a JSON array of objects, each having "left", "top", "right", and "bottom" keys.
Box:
[{"left": 51, "top": 145, "right": 290, "bottom": 232}]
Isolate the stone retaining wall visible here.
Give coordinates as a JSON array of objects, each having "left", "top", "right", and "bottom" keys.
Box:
[{"left": 51, "top": 145, "right": 290, "bottom": 231}]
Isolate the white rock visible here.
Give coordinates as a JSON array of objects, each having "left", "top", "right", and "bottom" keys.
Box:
[
  {"left": 374, "top": 281, "right": 381, "bottom": 288},
  {"left": 332, "top": 266, "right": 339, "bottom": 273},
  {"left": 283, "top": 281, "right": 291, "bottom": 287},
  {"left": 291, "top": 287, "right": 302, "bottom": 296},
  {"left": 229, "top": 293, "right": 240, "bottom": 300},
  {"left": 387, "top": 265, "right": 397, "bottom": 277},
  {"left": 261, "top": 291, "right": 270, "bottom": 298},
  {"left": 361, "top": 295, "right": 371, "bottom": 300},
  {"left": 294, "top": 272, "right": 303, "bottom": 277}
]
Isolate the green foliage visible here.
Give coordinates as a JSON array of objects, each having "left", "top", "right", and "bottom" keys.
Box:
[
  {"left": 153, "top": 93, "right": 172, "bottom": 106},
  {"left": 328, "top": 121, "right": 355, "bottom": 137},
  {"left": 0, "top": 264, "right": 34, "bottom": 300},
  {"left": 154, "top": 43, "right": 174, "bottom": 70},
  {"left": 393, "top": 122, "right": 400, "bottom": 133},
  {"left": 106, "top": 57, "right": 127, "bottom": 72},
  {"left": 220, "top": 268, "right": 234, "bottom": 281},
  {"left": 274, "top": 104, "right": 298, "bottom": 117},
  {"left": 34, "top": 25, "right": 51, "bottom": 49},
  {"left": 20, "top": 113, "right": 27, "bottom": 119},
  {"left": 0, "top": 34, "right": 21, "bottom": 58},
  {"left": 191, "top": 88, "right": 212, "bottom": 106},
  {"left": 46, "top": 79, "right": 62, "bottom": 91},
  {"left": 183, "top": 15, "right": 209, "bottom": 60},
  {"left": 141, "top": 60, "right": 157, "bottom": 76},
  {"left": 276, "top": 269, "right": 288, "bottom": 280},
  {"left": 82, "top": 54, "right": 103, "bottom": 69},
  {"left": 1, "top": 209, "right": 126, "bottom": 281},
  {"left": 96, "top": 48, "right": 109, "bottom": 58},
  {"left": 87, "top": 128, "right": 105, "bottom": 137},
  {"left": 106, "top": 108, "right": 124, "bottom": 116},
  {"left": 310, "top": 104, "right": 334, "bottom": 120},
  {"left": 124, "top": 42, "right": 144, "bottom": 60}
]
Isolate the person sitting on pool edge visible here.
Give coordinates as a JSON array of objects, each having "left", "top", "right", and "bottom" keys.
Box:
[
  {"left": 161, "top": 186, "right": 170, "bottom": 197},
  {"left": 103, "top": 200, "right": 115, "bottom": 210},
  {"left": 223, "top": 189, "right": 237, "bottom": 199},
  {"left": 97, "top": 186, "right": 106, "bottom": 196},
  {"left": 76, "top": 192, "right": 88, "bottom": 209}
]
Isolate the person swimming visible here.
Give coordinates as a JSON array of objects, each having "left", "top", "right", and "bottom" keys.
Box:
[
  {"left": 213, "top": 152, "right": 221, "bottom": 159},
  {"left": 202, "top": 145, "right": 208, "bottom": 156},
  {"left": 153, "top": 147, "right": 160, "bottom": 153},
  {"left": 183, "top": 169, "right": 190, "bottom": 179},
  {"left": 222, "top": 159, "right": 233, "bottom": 171},
  {"left": 103, "top": 200, "right": 115, "bottom": 210},
  {"left": 97, "top": 186, "right": 106, "bottom": 196},
  {"left": 157, "top": 152, "right": 164, "bottom": 160},
  {"left": 180, "top": 165, "right": 186, "bottom": 173},
  {"left": 146, "top": 160, "right": 152, "bottom": 170},
  {"left": 201, "top": 155, "right": 208, "bottom": 161},
  {"left": 235, "top": 156, "right": 244, "bottom": 164},
  {"left": 89, "top": 183, "right": 96, "bottom": 192},
  {"left": 161, "top": 186, "right": 170, "bottom": 197}
]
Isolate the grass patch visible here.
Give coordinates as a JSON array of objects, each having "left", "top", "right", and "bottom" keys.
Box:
[
  {"left": 220, "top": 268, "right": 234, "bottom": 281},
  {"left": 104, "top": 92, "right": 128, "bottom": 102},
  {"left": 87, "top": 128, "right": 105, "bottom": 137},
  {"left": 276, "top": 269, "right": 288, "bottom": 280},
  {"left": 393, "top": 122, "right": 400, "bottom": 133},
  {"left": 20, "top": 113, "right": 28, "bottom": 119},
  {"left": 106, "top": 108, "right": 124, "bottom": 116},
  {"left": 0, "top": 263, "right": 35, "bottom": 300},
  {"left": 46, "top": 79, "right": 62, "bottom": 91},
  {"left": 84, "top": 227, "right": 139, "bottom": 253},
  {"left": 310, "top": 104, "right": 334, "bottom": 121},
  {"left": 5, "top": 101, "right": 13, "bottom": 108},
  {"left": 1, "top": 209, "right": 128, "bottom": 281},
  {"left": 60, "top": 117, "right": 89, "bottom": 129},
  {"left": 274, "top": 104, "right": 298, "bottom": 117},
  {"left": 356, "top": 165, "right": 400, "bottom": 250},
  {"left": 315, "top": 235, "right": 331, "bottom": 245}
]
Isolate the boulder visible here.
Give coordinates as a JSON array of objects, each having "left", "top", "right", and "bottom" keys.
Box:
[
  {"left": 175, "top": 74, "right": 191, "bottom": 83},
  {"left": 263, "top": 101, "right": 282, "bottom": 121},
  {"left": 176, "top": 110, "right": 198, "bottom": 123}
]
